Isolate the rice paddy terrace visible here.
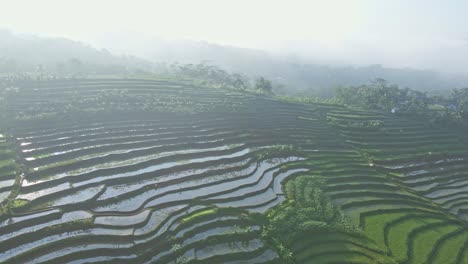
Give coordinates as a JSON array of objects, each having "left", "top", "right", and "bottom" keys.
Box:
[{"left": 0, "top": 78, "right": 468, "bottom": 263}]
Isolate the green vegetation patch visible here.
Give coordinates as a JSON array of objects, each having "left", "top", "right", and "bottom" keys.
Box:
[
  {"left": 261, "top": 175, "right": 361, "bottom": 263},
  {"left": 181, "top": 208, "right": 218, "bottom": 223},
  {"left": 387, "top": 217, "right": 442, "bottom": 262},
  {"left": 431, "top": 230, "right": 468, "bottom": 264},
  {"left": 10, "top": 199, "right": 29, "bottom": 208},
  {"left": 43, "top": 218, "right": 94, "bottom": 233},
  {"left": 254, "top": 145, "right": 302, "bottom": 161},
  {"left": 410, "top": 224, "right": 460, "bottom": 264},
  {"left": 0, "top": 159, "right": 14, "bottom": 168},
  {"left": 363, "top": 212, "right": 408, "bottom": 249}
]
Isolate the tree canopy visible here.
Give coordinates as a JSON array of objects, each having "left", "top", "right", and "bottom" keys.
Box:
[
  {"left": 336, "top": 79, "right": 468, "bottom": 128},
  {"left": 255, "top": 77, "right": 273, "bottom": 94}
]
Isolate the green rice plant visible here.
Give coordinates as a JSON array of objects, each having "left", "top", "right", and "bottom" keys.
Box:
[
  {"left": 430, "top": 230, "right": 468, "bottom": 264},
  {"left": 181, "top": 208, "right": 218, "bottom": 223},
  {"left": 386, "top": 217, "right": 442, "bottom": 262},
  {"left": 409, "top": 224, "right": 459, "bottom": 264},
  {"left": 363, "top": 212, "right": 408, "bottom": 249}
]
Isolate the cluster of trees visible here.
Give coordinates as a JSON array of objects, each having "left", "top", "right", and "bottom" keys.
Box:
[
  {"left": 169, "top": 63, "right": 273, "bottom": 94},
  {"left": 336, "top": 78, "right": 468, "bottom": 128},
  {"left": 263, "top": 175, "right": 357, "bottom": 263},
  {"left": 254, "top": 77, "right": 273, "bottom": 94},
  {"left": 450, "top": 88, "right": 468, "bottom": 123},
  {"left": 170, "top": 63, "right": 248, "bottom": 90},
  {"left": 337, "top": 79, "right": 427, "bottom": 113}
]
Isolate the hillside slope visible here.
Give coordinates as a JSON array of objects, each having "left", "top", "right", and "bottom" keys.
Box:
[
  {"left": 0, "top": 79, "right": 467, "bottom": 263},
  {"left": 0, "top": 30, "right": 152, "bottom": 74}
]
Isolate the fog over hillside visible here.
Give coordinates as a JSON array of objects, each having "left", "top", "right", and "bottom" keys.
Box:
[
  {"left": 89, "top": 31, "right": 468, "bottom": 95},
  {"left": 0, "top": 30, "right": 152, "bottom": 75},
  {"left": 2, "top": 2, "right": 468, "bottom": 264},
  {"left": 0, "top": 29, "right": 466, "bottom": 97},
  {"left": 1, "top": 0, "right": 468, "bottom": 96}
]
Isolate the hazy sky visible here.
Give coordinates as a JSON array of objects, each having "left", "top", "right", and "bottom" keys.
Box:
[{"left": 1, "top": 0, "right": 467, "bottom": 73}]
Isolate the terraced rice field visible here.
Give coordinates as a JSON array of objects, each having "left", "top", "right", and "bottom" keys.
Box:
[
  {"left": 1, "top": 79, "right": 467, "bottom": 263},
  {"left": 327, "top": 109, "right": 468, "bottom": 263},
  {"left": 0, "top": 133, "right": 16, "bottom": 205}
]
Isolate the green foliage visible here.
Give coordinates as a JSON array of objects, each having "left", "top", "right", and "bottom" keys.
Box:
[
  {"left": 449, "top": 88, "right": 468, "bottom": 126},
  {"left": 42, "top": 218, "right": 94, "bottom": 233},
  {"left": 181, "top": 208, "right": 217, "bottom": 223},
  {"left": 171, "top": 243, "right": 182, "bottom": 254},
  {"left": 327, "top": 115, "right": 384, "bottom": 129},
  {"left": 171, "top": 243, "right": 194, "bottom": 264},
  {"left": 170, "top": 63, "right": 251, "bottom": 91},
  {"left": 254, "top": 145, "right": 301, "bottom": 161},
  {"left": 175, "top": 256, "right": 193, "bottom": 264},
  {"left": 255, "top": 77, "right": 273, "bottom": 94},
  {"left": 337, "top": 78, "right": 429, "bottom": 114},
  {"left": 336, "top": 78, "right": 468, "bottom": 129},
  {"left": 277, "top": 95, "right": 341, "bottom": 105},
  {"left": 10, "top": 199, "right": 28, "bottom": 209},
  {"left": 418, "top": 89, "right": 468, "bottom": 127},
  {"left": 228, "top": 225, "right": 252, "bottom": 235},
  {"left": 263, "top": 175, "right": 359, "bottom": 262},
  {"left": 337, "top": 79, "right": 400, "bottom": 110}
]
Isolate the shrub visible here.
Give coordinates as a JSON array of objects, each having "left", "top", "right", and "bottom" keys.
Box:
[{"left": 264, "top": 175, "right": 360, "bottom": 262}]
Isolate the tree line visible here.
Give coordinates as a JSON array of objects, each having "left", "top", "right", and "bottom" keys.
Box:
[
  {"left": 336, "top": 78, "right": 468, "bottom": 128},
  {"left": 169, "top": 63, "right": 273, "bottom": 94}
]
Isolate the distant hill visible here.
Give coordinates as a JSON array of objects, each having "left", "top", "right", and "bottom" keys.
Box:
[
  {"left": 0, "top": 30, "right": 152, "bottom": 75},
  {"left": 93, "top": 32, "right": 468, "bottom": 96},
  {"left": 0, "top": 78, "right": 467, "bottom": 263},
  {"left": 1, "top": 30, "right": 467, "bottom": 96}
]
